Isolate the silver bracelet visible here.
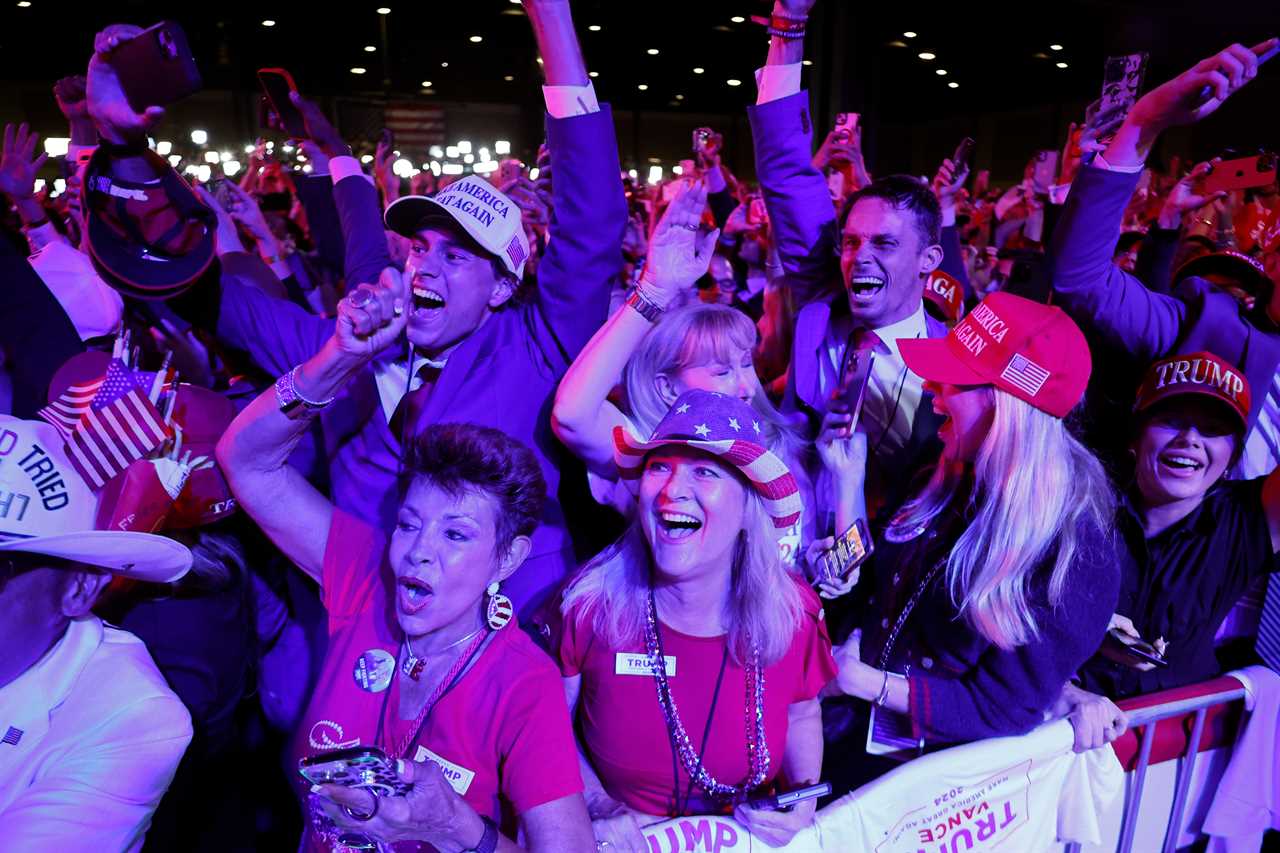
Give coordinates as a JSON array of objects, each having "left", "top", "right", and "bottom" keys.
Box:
[{"left": 873, "top": 670, "right": 891, "bottom": 707}]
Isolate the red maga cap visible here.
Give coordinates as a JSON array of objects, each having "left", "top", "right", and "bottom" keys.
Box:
[
  {"left": 1134, "top": 351, "right": 1250, "bottom": 432},
  {"left": 899, "top": 291, "right": 1090, "bottom": 418},
  {"left": 923, "top": 270, "right": 964, "bottom": 326}
]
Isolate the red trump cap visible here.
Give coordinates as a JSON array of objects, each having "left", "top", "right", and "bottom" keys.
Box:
[{"left": 1134, "top": 351, "right": 1250, "bottom": 432}]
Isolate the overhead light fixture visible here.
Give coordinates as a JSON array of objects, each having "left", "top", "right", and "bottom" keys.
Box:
[
  {"left": 469, "top": 35, "right": 483, "bottom": 43},
  {"left": 948, "top": 81, "right": 959, "bottom": 89},
  {"left": 675, "top": 94, "right": 684, "bottom": 100},
  {"left": 504, "top": 75, "right": 515, "bottom": 81},
  {"left": 1033, "top": 51, "right": 1048, "bottom": 59},
  {"left": 637, "top": 84, "right": 649, "bottom": 91},
  {"left": 350, "top": 67, "right": 367, "bottom": 74},
  {"left": 903, "top": 31, "right": 917, "bottom": 38},
  {"left": 376, "top": 7, "right": 390, "bottom": 14},
  {"left": 730, "top": 15, "right": 745, "bottom": 23},
  {"left": 936, "top": 68, "right": 947, "bottom": 76},
  {"left": 421, "top": 80, "right": 432, "bottom": 87},
  {"left": 441, "top": 62, "right": 449, "bottom": 67},
  {"left": 261, "top": 19, "right": 275, "bottom": 27},
  {"left": 1049, "top": 44, "right": 1063, "bottom": 51},
  {"left": 17, "top": 1, "right": 32, "bottom": 7},
  {"left": 887, "top": 40, "right": 907, "bottom": 47},
  {"left": 190, "top": 129, "right": 208, "bottom": 145},
  {"left": 1056, "top": 61, "right": 1068, "bottom": 69},
  {"left": 918, "top": 52, "right": 936, "bottom": 60},
  {"left": 726, "top": 79, "right": 742, "bottom": 87},
  {"left": 588, "top": 24, "right": 601, "bottom": 31},
  {"left": 588, "top": 71, "right": 598, "bottom": 78},
  {"left": 692, "top": 67, "right": 705, "bottom": 74},
  {"left": 802, "top": 59, "right": 814, "bottom": 66},
  {"left": 647, "top": 48, "right": 659, "bottom": 55},
  {"left": 364, "top": 45, "right": 376, "bottom": 52}
]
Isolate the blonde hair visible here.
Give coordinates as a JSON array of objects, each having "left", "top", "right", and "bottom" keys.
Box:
[
  {"left": 561, "top": 486, "right": 803, "bottom": 666},
  {"left": 887, "top": 391, "right": 1114, "bottom": 650},
  {"left": 623, "top": 303, "right": 806, "bottom": 464}
]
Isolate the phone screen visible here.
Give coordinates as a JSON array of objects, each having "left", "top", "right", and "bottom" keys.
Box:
[{"left": 258, "top": 69, "right": 307, "bottom": 138}]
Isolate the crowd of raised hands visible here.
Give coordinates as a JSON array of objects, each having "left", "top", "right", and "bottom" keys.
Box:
[{"left": 1, "top": 0, "right": 1279, "bottom": 850}]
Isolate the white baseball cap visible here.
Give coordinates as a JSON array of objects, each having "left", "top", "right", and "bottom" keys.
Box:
[
  {"left": 0, "top": 416, "right": 191, "bottom": 583},
  {"left": 383, "top": 176, "right": 531, "bottom": 278}
]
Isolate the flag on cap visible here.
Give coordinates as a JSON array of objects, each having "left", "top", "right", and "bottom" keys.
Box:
[{"left": 64, "top": 359, "right": 171, "bottom": 490}]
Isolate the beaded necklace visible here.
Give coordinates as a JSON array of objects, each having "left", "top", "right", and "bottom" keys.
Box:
[{"left": 643, "top": 590, "right": 769, "bottom": 803}]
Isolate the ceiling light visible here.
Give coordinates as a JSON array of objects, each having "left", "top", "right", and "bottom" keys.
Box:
[
  {"left": 948, "top": 81, "right": 959, "bottom": 89},
  {"left": 441, "top": 62, "right": 449, "bottom": 67},
  {"left": 469, "top": 35, "right": 483, "bottom": 43},
  {"left": 918, "top": 52, "right": 936, "bottom": 60},
  {"left": 588, "top": 24, "right": 601, "bottom": 31},
  {"left": 936, "top": 68, "right": 947, "bottom": 75},
  {"left": 376, "top": 7, "right": 390, "bottom": 14},
  {"left": 364, "top": 45, "right": 376, "bottom": 52},
  {"left": 903, "top": 31, "right": 917, "bottom": 38},
  {"left": 692, "top": 67, "right": 705, "bottom": 74},
  {"left": 675, "top": 94, "right": 684, "bottom": 100},
  {"left": 637, "top": 84, "right": 649, "bottom": 91},
  {"left": 1056, "top": 61, "right": 1068, "bottom": 69},
  {"left": 261, "top": 19, "right": 275, "bottom": 27},
  {"left": 1033, "top": 52, "right": 1048, "bottom": 59},
  {"left": 588, "top": 71, "right": 598, "bottom": 78},
  {"left": 1049, "top": 44, "right": 1063, "bottom": 51},
  {"left": 802, "top": 60, "right": 813, "bottom": 66},
  {"left": 887, "top": 40, "right": 907, "bottom": 47},
  {"left": 647, "top": 48, "right": 659, "bottom": 55},
  {"left": 730, "top": 15, "right": 745, "bottom": 23},
  {"left": 726, "top": 79, "right": 742, "bottom": 87},
  {"left": 504, "top": 75, "right": 515, "bottom": 81},
  {"left": 190, "top": 129, "right": 208, "bottom": 145},
  {"left": 350, "top": 67, "right": 367, "bottom": 74},
  {"left": 17, "top": 1, "right": 32, "bottom": 7},
  {"left": 421, "top": 80, "right": 432, "bottom": 87}
]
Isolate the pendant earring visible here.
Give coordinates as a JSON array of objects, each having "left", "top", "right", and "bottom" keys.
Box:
[{"left": 485, "top": 581, "right": 513, "bottom": 631}]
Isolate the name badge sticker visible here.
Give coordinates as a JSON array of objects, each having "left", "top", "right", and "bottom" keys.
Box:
[
  {"left": 615, "top": 652, "right": 676, "bottom": 677},
  {"left": 413, "top": 745, "right": 476, "bottom": 795}
]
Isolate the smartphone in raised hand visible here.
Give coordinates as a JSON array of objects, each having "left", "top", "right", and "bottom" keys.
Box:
[
  {"left": 834, "top": 112, "right": 860, "bottom": 143},
  {"left": 1200, "top": 153, "right": 1278, "bottom": 195},
  {"left": 258, "top": 68, "right": 308, "bottom": 138},
  {"left": 951, "top": 137, "right": 975, "bottom": 174},
  {"left": 107, "top": 21, "right": 202, "bottom": 112}
]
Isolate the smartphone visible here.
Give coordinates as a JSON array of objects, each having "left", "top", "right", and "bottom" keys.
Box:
[
  {"left": 207, "top": 177, "right": 236, "bottom": 212},
  {"left": 815, "top": 517, "right": 874, "bottom": 584},
  {"left": 747, "top": 196, "right": 769, "bottom": 227},
  {"left": 834, "top": 112, "right": 859, "bottom": 142},
  {"left": 951, "top": 137, "right": 975, "bottom": 174},
  {"left": 839, "top": 349, "right": 876, "bottom": 433},
  {"left": 258, "top": 68, "right": 308, "bottom": 138},
  {"left": 746, "top": 782, "right": 831, "bottom": 812},
  {"left": 1103, "top": 628, "right": 1168, "bottom": 668},
  {"left": 107, "top": 21, "right": 202, "bottom": 112},
  {"left": 297, "top": 746, "right": 413, "bottom": 797},
  {"left": 1201, "top": 153, "right": 1278, "bottom": 195},
  {"left": 1099, "top": 52, "right": 1149, "bottom": 122},
  {"left": 1031, "top": 150, "right": 1059, "bottom": 194}
]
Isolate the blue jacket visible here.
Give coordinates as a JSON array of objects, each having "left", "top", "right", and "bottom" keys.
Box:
[{"left": 210, "top": 107, "right": 626, "bottom": 615}]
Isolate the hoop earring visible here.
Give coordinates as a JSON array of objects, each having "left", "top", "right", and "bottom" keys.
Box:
[{"left": 485, "top": 581, "right": 513, "bottom": 631}]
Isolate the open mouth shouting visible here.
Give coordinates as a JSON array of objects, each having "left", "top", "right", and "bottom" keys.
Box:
[
  {"left": 847, "top": 274, "right": 887, "bottom": 305},
  {"left": 397, "top": 575, "right": 434, "bottom": 614},
  {"left": 1157, "top": 451, "right": 1206, "bottom": 476},
  {"left": 656, "top": 510, "right": 703, "bottom": 542},
  {"left": 411, "top": 285, "right": 446, "bottom": 319}
]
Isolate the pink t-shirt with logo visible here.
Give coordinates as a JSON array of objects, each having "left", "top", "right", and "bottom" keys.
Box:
[
  {"left": 558, "top": 580, "right": 836, "bottom": 817},
  {"left": 291, "top": 510, "right": 583, "bottom": 851}
]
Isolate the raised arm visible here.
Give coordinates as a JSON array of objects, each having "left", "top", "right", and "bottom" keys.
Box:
[
  {"left": 216, "top": 268, "right": 405, "bottom": 582},
  {"left": 932, "top": 155, "right": 973, "bottom": 295},
  {"left": 523, "top": 0, "right": 627, "bottom": 363},
  {"left": 747, "top": 0, "right": 839, "bottom": 308},
  {"left": 552, "top": 182, "right": 718, "bottom": 475}
]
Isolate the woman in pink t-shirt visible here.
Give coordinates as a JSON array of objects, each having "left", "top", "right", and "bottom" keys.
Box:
[
  {"left": 217, "top": 269, "right": 594, "bottom": 851},
  {"left": 557, "top": 389, "right": 837, "bottom": 852}
]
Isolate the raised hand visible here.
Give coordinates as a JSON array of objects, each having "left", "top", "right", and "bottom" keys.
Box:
[
  {"left": 641, "top": 180, "right": 720, "bottom": 306},
  {"left": 335, "top": 268, "right": 408, "bottom": 359},
  {"left": 1127, "top": 40, "right": 1276, "bottom": 133},
  {"left": 86, "top": 25, "right": 166, "bottom": 145},
  {"left": 53, "top": 75, "right": 90, "bottom": 122},
  {"left": 374, "top": 132, "right": 399, "bottom": 202},
  {"left": 221, "top": 179, "right": 277, "bottom": 245},
  {"left": 932, "top": 157, "right": 970, "bottom": 209},
  {"left": 0, "top": 123, "right": 48, "bottom": 200},
  {"left": 288, "top": 91, "right": 351, "bottom": 158},
  {"left": 813, "top": 128, "right": 860, "bottom": 171},
  {"left": 1158, "top": 158, "right": 1227, "bottom": 228},
  {"left": 500, "top": 175, "right": 550, "bottom": 227}
]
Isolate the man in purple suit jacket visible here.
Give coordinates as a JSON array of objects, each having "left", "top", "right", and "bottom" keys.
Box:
[
  {"left": 1047, "top": 39, "right": 1280, "bottom": 477},
  {"left": 746, "top": 0, "right": 956, "bottom": 525},
  {"left": 192, "top": 2, "right": 625, "bottom": 617}
]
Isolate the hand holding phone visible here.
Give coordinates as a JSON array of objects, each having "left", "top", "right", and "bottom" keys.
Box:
[
  {"left": 951, "top": 137, "right": 975, "bottom": 176},
  {"left": 258, "top": 68, "right": 308, "bottom": 138},
  {"left": 746, "top": 782, "right": 831, "bottom": 812},
  {"left": 834, "top": 112, "right": 860, "bottom": 143},
  {"left": 1199, "top": 153, "right": 1278, "bottom": 195},
  {"left": 103, "top": 22, "right": 202, "bottom": 113}
]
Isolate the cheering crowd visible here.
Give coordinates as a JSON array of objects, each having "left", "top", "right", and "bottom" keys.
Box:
[{"left": 1, "top": 1, "right": 1278, "bottom": 851}]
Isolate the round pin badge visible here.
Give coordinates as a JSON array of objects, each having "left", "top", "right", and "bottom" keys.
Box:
[{"left": 353, "top": 648, "right": 396, "bottom": 693}]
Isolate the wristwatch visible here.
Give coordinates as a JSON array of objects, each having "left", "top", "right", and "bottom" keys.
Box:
[
  {"left": 626, "top": 289, "right": 664, "bottom": 323},
  {"left": 274, "top": 366, "right": 336, "bottom": 419},
  {"left": 461, "top": 816, "right": 498, "bottom": 853}
]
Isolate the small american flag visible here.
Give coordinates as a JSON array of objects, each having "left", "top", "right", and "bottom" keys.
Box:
[
  {"left": 2, "top": 726, "right": 22, "bottom": 746},
  {"left": 38, "top": 377, "right": 106, "bottom": 440},
  {"left": 505, "top": 236, "right": 527, "bottom": 271},
  {"left": 1000, "top": 354, "right": 1051, "bottom": 398},
  {"left": 64, "top": 359, "right": 170, "bottom": 489}
]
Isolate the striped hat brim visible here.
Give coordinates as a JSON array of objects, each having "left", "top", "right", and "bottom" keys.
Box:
[{"left": 612, "top": 425, "right": 802, "bottom": 529}]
